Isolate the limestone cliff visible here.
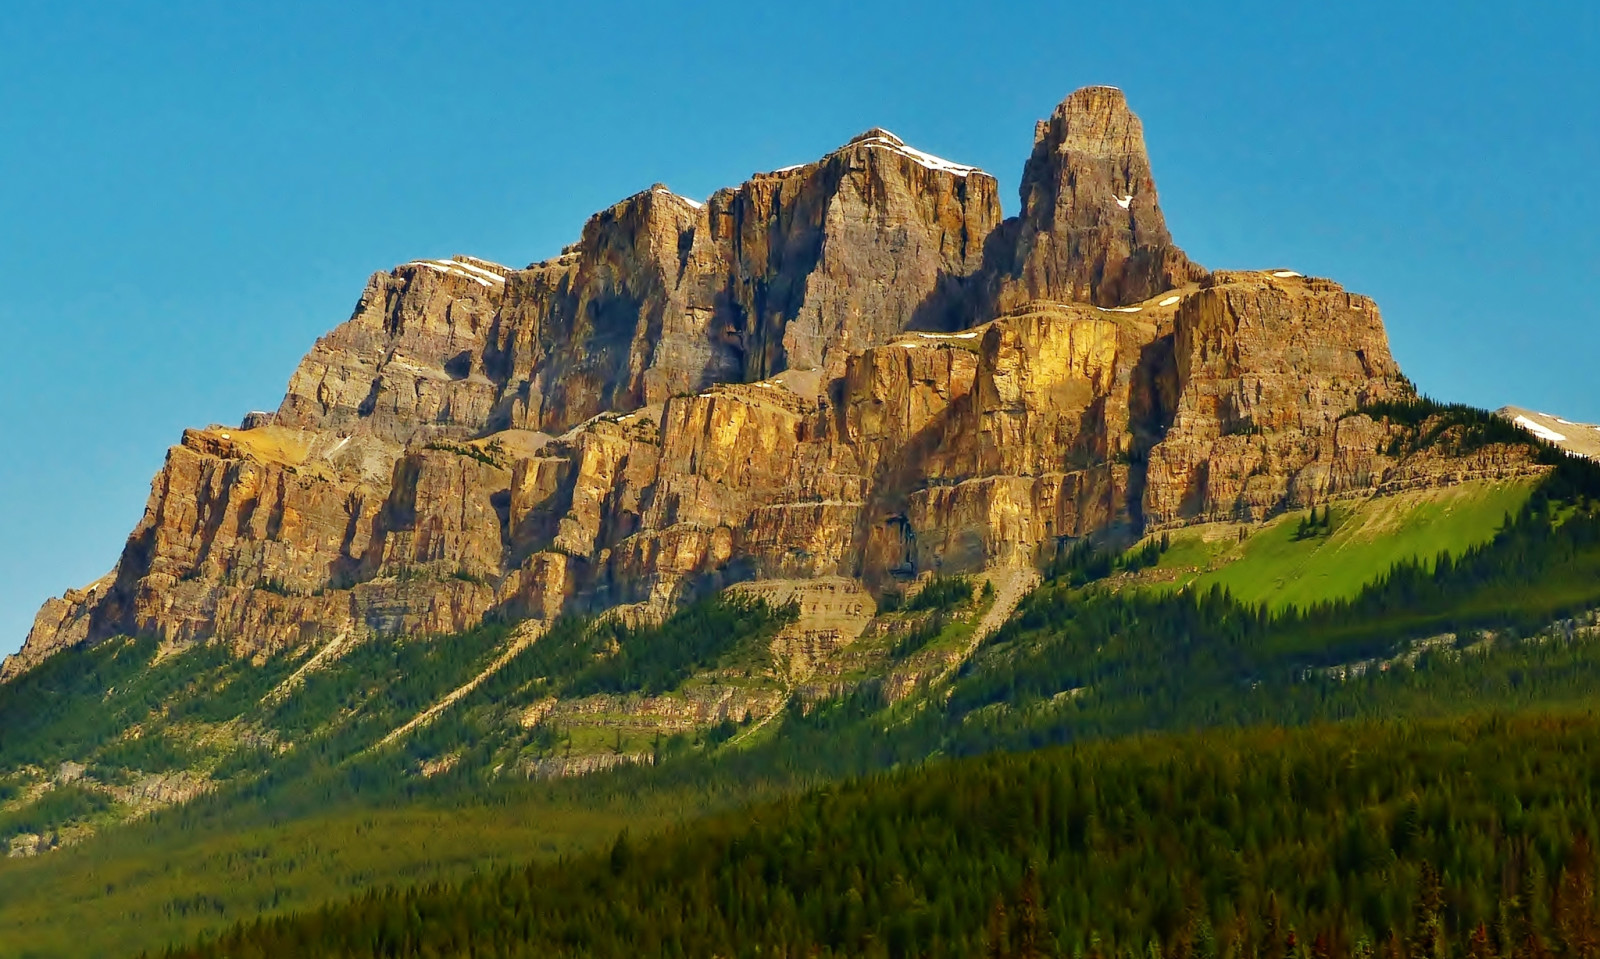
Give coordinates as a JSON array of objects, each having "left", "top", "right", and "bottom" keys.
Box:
[{"left": 8, "top": 87, "right": 1524, "bottom": 681}]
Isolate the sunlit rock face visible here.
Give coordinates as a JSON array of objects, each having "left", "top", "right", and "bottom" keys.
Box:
[{"left": 20, "top": 85, "right": 1508, "bottom": 680}]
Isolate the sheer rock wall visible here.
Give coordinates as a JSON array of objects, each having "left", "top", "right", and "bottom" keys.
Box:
[{"left": 12, "top": 87, "right": 1520, "bottom": 678}]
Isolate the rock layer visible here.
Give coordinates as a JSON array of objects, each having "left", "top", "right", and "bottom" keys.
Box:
[{"left": 9, "top": 87, "right": 1519, "bottom": 680}]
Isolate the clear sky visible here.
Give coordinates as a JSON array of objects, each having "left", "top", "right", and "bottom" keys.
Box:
[{"left": 1, "top": 1, "right": 1596, "bottom": 656}]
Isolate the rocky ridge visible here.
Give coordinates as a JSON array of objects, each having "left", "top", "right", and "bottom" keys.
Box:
[
  {"left": 1499, "top": 406, "right": 1600, "bottom": 461},
  {"left": 5, "top": 86, "right": 1541, "bottom": 682}
]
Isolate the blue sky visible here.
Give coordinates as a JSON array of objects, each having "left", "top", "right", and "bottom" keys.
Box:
[{"left": 1, "top": 1, "right": 1595, "bottom": 655}]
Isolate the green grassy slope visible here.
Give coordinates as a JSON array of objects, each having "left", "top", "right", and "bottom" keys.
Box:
[{"left": 1147, "top": 479, "right": 1534, "bottom": 609}]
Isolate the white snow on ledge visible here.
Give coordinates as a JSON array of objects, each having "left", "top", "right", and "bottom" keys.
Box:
[
  {"left": 444, "top": 259, "right": 508, "bottom": 283},
  {"left": 1271, "top": 270, "right": 1302, "bottom": 278},
  {"left": 852, "top": 132, "right": 982, "bottom": 178},
  {"left": 917, "top": 331, "right": 981, "bottom": 340},
  {"left": 1514, "top": 415, "right": 1568, "bottom": 444},
  {"left": 652, "top": 187, "right": 704, "bottom": 209},
  {"left": 1158, "top": 295, "right": 1181, "bottom": 307},
  {"left": 408, "top": 260, "right": 503, "bottom": 287},
  {"left": 1115, "top": 194, "right": 1133, "bottom": 210},
  {"left": 1096, "top": 306, "right": 1142, "bottom": 313}
]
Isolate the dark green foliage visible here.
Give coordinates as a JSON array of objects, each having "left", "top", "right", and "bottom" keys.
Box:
[
  {"left": 424, "top": 440, "right": 501, "bottom": 468},
  {"left": 157, "top": 715, "right": 1600, "bottom": 959},
  {"left": 1045, "top": 539, "right": 1114, "bottom": 586},
  {"left": 91, "top": 733, "right": 194, "bottom": 777},
  {"left": 1295, "top": 504, "right": 1336, "bottom": 540},
  {"left": 394, "top": 596, "right": 797, "bottom": 776},
  {"left": 566, "top": 594, "right": 796, "bottom": 697},
  {"left": 891, "top": 612, "right": 949, "bottom": 660},
  {"left": 0, "top": 785, "right": 110, "bottom": 840},
  {"left": 0, "top": 636, "right": 242, "bottom": 769},
  {"left": 1359, "top": 395, "right": 1560, "bottom": 460},
  {"left": 264, "top": 618, "right": 516, "bottom": 745},
  {"left": 701, "top": 716, "right": 747, "bottom": 748},
  {"left": 1117, "top": 534, "right": 1169, "bottom": 573},
  {"left": 905, "top": 576, "right": 975, "bottom": 613},
  {"left": 1046, "top": 535, "right": 1170, "bottom": 585},
  {"left": 0, "top": 635, "right": 159, "bottom": 767}
]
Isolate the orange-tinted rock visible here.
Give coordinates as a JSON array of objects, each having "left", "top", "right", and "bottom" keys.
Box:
[{"left": 14, "top": 88, "right": 1529, "bottom": 682}]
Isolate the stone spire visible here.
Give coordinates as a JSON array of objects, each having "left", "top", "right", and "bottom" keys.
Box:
[{"left": 998, "top": 85, "right": 1205, "bottom": 308}]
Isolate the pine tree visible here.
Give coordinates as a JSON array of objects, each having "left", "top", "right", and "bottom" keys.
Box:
[
  {"left": 1556, "top": 836, "right": 1597, "bottom": 959},
  {"left": 1264, "top": 894, "right": 1286, "bottom": 959},
  {"left": 1411, "top": 862, "right": 1446, "bottom": 959},
  {"left": 987, "top": 897, "right": 1011, "bottom": 959},
  {"left": 1016, "top": 865, "right": 1045, "bottom": 959}
]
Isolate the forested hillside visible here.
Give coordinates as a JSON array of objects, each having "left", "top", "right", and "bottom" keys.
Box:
[
  {"left": 158, "top": 713, "right": 1600, "bottom": 959},
  {"left": 4, "top": 413, "right": 1599, "bottom": 958}
]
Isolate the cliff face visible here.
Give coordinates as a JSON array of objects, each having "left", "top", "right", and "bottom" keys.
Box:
[
  {"left": 279, "top": 130, "right": 1002, "bottom": 444},
  {"left": 986, "top": 86, "right": 1206, "bottom": 312},
  {"left": 10, "top": 86, "right": 1509, "bottom": 679}
]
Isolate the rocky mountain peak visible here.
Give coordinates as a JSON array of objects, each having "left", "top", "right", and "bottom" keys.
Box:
[
  {"left": 8, "top": 86, "right": 1454, "bottom": 684},
  {"left": 1034, "top": 85, "right": 1143, "bottom": 155},
  {"left": 846, "top": 127, "right": 904, "bottom": 146},
  {"left": 1498, "top": 406, "right": 1600, "bottom": 461},
  {"left": 996, "top": 86, "right": 1205, "bottom": 310}
]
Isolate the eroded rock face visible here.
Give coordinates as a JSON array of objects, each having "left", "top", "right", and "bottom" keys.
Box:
[
  {"left": 283, "top": 135, "right": 1002, "bottom": 444},
  {"left": 11, "top": 87, "right": 1524, "bottom": 679},
  {"left": 1142, "top": 271, "right": 1413, "bottom": 525},
  {"left": 277, "top": 258, "right": 509, "bottom": 446},
  {"left": 988, "top": 86, "right": 1206, "bottom": 311}
]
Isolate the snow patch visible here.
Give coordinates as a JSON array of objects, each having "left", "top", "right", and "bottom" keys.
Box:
[
  {"left": 1096, "top": 306, "right": 1142, "bottom": 313},
  {"left": 916, "top": 331, "right": 981, "bottom": 340},
  {"left": 1514, "top": 415, "right": 1568, "bottom": 444},
  {"left": 440, "top": 259, "right": 507, "bottom": 283},
  {"left": 1115, "top": 194, "right": 1133, "bottom": 210},
  {"left": 853, "top": 133, "right": 982, "bottom": 178},
  {"left": 652, "top": 187, "right": 704, "bottom": 209},
  {"left": 1158, "top": 295, "right": 1181, "bottom": 307},
  {"left": 409, "top": 260, "right": 498, "bottom": 287},
  {"left": 1271, "top": 270, "right": 1302, "bottom": 278},
  {"left": 770, "top": 164, "right": 805, "bottom": 174}
]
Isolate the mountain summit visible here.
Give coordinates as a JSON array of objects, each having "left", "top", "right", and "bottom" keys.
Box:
[
  {"left": 995, "top": 84, "right": 1205, "bottom": 309},
  {"left": 4, "top": 88, "right": 1531, "bottom": 683}
]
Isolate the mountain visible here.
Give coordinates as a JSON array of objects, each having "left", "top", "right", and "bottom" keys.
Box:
[
  {"left": 4, "top": 86, "right": 1595, "bottom": 959},
  {"left": 1499, "top": 405, "right": 1600, "bottom": 460},
  {"left": 7, "top": 86, "right": 1533, "bottom": 682}
]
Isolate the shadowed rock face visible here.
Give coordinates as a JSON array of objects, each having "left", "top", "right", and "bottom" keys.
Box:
[{"left": 11, "top": 87, "right": 1521, "bottom": 681}]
